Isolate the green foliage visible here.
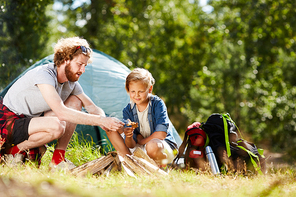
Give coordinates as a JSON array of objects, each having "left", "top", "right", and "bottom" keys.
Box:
[
  {"left": 203, "top": 0, "right": 296, "bottom": 155},
  {"left": 0, "top": 0, "right": 52, "bottom": 90},
  {"left": 65, "top": 131, "right": 103, "bottom": 166},
  {"left": 43, "top": 132, "right": 103, "bottom": 166},
  {"left": 182, "top": 0, "right": 296, "bottom": 157}
]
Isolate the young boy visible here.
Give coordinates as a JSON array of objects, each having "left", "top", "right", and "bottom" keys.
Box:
[{"left": 122, "top": 68, "right": 178, "bottom": 165}]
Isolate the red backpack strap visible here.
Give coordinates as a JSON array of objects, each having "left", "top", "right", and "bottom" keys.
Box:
[
  {"left": 173, "top": 122, "right": 204, "bottom": 164},
  {"left": 176, "top": 130, "right": 189, "bottom": 158},
  {"left": 173, "top": 130, "right": 189, "bottom": 166}
]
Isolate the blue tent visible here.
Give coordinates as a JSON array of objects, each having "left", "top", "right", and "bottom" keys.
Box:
[{"left": 0, "top": 50, "right": 182, "bottom": 151}]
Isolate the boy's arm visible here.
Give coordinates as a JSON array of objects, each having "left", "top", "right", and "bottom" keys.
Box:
[
  {"left": 124, "top": 127, "right": 137, "bottom": 148},
  {"left": 122, "top": 106, "right": 138, "bottom": 148},
  {"left": 137, "top": 131, "right": 166, "bottom": 145},
  {"left": 125, "top": 134, "right": 137, "bottom": 148}
]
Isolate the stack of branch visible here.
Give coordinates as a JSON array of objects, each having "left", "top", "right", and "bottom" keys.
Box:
[
  {"left": 121, "top": 147, "right": 168, "bottom": 177},
  {"left": 70, "top": 151, "right": 120, "bottom": 177},
  {"left": 70, "top": 148, "right": 167, "bottom": 177}
]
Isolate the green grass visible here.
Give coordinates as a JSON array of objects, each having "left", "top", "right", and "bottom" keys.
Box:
[{"left": 1, "top": 132, "right": 296, "bottom": 197}]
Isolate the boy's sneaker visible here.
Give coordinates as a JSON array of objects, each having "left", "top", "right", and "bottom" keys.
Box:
[{"left": 4, "top": 154, "right": 25, "bottom": 166}]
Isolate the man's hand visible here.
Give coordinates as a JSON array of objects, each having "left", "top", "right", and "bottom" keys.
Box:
[{"left": 100, "top": 117, "right": 124, "bottom": 132}]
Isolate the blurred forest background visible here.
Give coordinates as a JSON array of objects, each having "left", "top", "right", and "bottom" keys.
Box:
[{"left": 0, "top": 0, "right": 295, "bottom": 158}]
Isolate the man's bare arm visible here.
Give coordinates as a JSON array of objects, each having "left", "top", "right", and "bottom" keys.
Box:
[
  {"left": 37, "top": 84, "right": 123, "bottom": 131},
  {"left": 76, "top": 92, "right": 105, "bottom": 116}
]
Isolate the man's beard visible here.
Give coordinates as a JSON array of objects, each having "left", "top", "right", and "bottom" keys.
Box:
[{"left": 65, "top": 63, "right": 82, "bottom": 82}]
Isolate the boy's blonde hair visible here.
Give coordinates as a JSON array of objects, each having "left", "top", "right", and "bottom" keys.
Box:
[
  {"left": 54, "top": 37, "right": 93, "bottom": 67},
  {"left": 125, "top": 68, "right": 155, "bottom": 92}
]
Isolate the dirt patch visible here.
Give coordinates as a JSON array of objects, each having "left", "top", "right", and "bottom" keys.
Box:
[
  {"left": 0, "top": 177, "right": 80, "bottom": 197},
  {"left": 263, "top": 149, "right": 292, "bottom": 170}
]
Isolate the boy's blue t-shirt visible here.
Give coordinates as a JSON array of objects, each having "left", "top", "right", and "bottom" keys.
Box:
[{"left": 122, "top": 94, "right": 177, "bottom": 150}]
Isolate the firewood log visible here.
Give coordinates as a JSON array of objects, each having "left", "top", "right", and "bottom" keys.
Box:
[
  {"left": 124, "top": 154, "right": 152, "bottom": 176},
  {"left": 121, "top": 161, "right": 136, "bottom": 177},
  {"left": 71, "top": 154, "right": 114, "bottom": 176},
  {"left": 86, "top": 154, "right": 114, "bottom": 175},
  {"left": 133, "top": 147, "right": 158, "bottom": 167},
  {"left": 102, "top": 162, "right": 115, "bottom": 177},
  {"left": 133, "top": 156, "right": 168, "bottom": 176},
  {"left": 70, "top": 156, "right": 106, "bottom": 175}
]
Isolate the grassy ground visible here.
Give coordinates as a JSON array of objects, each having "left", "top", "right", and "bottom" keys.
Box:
[{"left": 1, "top": 133, "right": 295, "bottom": 197}]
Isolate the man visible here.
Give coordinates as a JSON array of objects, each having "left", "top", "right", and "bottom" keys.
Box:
[{"left": 0, "top": 37, "right": 131, "bottom": 168}]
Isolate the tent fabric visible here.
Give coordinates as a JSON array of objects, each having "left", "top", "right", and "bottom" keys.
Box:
[
  {"left": 79, "top": 50, "right": 131, "bottom": 119},
  {"left": 0, "top": 49, "right": 182, "bottom": 148}
]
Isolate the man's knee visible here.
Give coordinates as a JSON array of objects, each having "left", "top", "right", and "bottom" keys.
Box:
[
  {"left": 50, "top": 118, "right": 66, "bottom": 139},
  {"left": 64, "top": 95, "right": 82, "bottom": 111}
]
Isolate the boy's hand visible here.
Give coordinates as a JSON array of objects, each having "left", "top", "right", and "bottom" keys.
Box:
[
  {"left": 122, "top": 119, "right": 138, "bottom": 129},
  {"left": 124, "top": 127, "right": 134, "bottom": 138}
]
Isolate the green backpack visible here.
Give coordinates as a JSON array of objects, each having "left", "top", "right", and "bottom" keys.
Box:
[{"left": 201, "top": 113, "right": 266, "bottom": 174}]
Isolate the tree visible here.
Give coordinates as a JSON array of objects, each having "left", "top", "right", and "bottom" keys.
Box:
[
  {"left": 186, "top": 0, "right": 296, "bottom": 155},
  {"left": 0, "top": 0, "right": 52, "bottom": 90}
]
